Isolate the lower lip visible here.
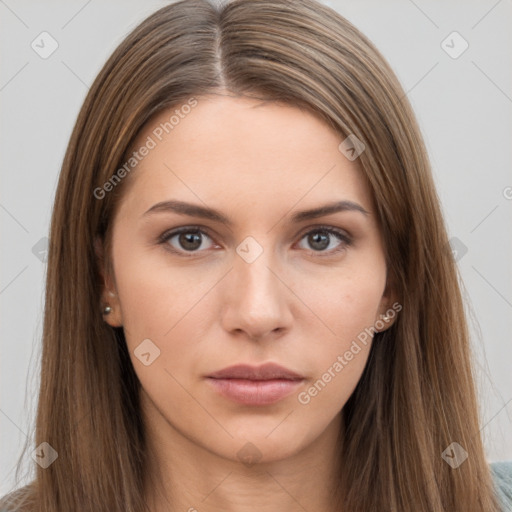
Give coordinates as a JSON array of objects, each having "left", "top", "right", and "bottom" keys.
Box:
[{"left": 207, "top": 378, "right": 303, "bottom": 405}]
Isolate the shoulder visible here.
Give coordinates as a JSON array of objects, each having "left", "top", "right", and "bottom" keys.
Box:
[
  {"left": 0, "top": 482, "right": 35, "bottom": 512},
  {"left": 490, "top": 460, "right": 512, "bottom": 511}
]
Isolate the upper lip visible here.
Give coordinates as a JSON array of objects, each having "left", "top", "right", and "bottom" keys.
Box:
[{"left": 208, "top": 363, "right": 304, "bottom": 381}]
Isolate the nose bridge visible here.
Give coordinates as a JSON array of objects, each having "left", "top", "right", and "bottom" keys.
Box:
[
  {"left": 235, "top": 234, "right": 280, "bottom": 303},
  {"left": 222, "top": 233, "right": 290, "bottom": 337}
]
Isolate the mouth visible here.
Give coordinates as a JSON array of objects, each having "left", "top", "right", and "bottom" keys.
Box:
[{"left": 206, "top": 363, "right": 305, "bottom": 406}]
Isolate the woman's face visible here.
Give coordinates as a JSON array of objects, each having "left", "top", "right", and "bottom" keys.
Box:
[{"left": 99, "top": 94, "right": 395, "bottom": 464}]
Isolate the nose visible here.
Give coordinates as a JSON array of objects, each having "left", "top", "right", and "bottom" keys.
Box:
[{"left": 220, "top": 241, "right": 293, "bottom": 341}]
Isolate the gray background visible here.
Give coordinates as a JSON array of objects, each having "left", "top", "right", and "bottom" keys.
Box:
[{"left": 1, "top": 0, "right": 511, "bottom": 495}]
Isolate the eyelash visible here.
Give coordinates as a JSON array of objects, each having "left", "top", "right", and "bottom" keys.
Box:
[{"left": 157, "top": 225, "right": 352, "bottom": 258}]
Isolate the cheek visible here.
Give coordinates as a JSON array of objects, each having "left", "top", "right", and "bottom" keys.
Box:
[
  {"left": 113, "top": 251, "right": 214, "bottom": 405},
  {"left": 297, "top": 345, "right": 371, "bottom": 416},
  {"left": 295, "top": 256, "right": 386, "bottom": 344},
  {"left": 294, "top": 306, "right": 377, "bottom": 419},
  {"left": 112, "top": 243, "right": 223, "bottom": 409},
  {"left": 292, "top": 262, "right": 385, "bottom": 408},
  {"left": 113, "top": 239, "right": 212, "bottom": 343}
]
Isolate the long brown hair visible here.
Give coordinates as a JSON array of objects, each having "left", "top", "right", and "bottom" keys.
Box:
[{"left": 1, "top": 0, "right": 501, "bottom": 510}]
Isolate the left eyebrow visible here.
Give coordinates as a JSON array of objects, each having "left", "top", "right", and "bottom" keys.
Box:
[
  {"left": 141, "top": 199, "right": 369, "bottom": 225},
  {"left": 289, "top": 200, "right": 370, "bottom": 222}
]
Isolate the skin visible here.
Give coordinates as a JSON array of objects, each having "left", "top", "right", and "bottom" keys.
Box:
[{"left": 97, "top": 93, "right": 397, "bottom": 512}]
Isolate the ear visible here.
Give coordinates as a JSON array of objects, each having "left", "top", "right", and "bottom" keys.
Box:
[
  {"left": 374, "top": 275, "right": 401, "bottom": 333},
  {"left": 94, "top": 236, "right": 123, "bottom": 327}
]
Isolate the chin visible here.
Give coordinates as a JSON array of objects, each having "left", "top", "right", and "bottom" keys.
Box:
[{"left": 209, "top": 420, "right": 318, "bottom": 465}]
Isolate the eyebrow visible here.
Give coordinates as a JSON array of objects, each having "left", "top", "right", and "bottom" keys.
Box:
[{"left": 142, "top": 199, "right": 369, "bottom": 226}]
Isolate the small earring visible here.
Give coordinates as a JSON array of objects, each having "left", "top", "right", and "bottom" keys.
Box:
[
  {"left": 103, "top": 305, "right": 112, "bottom": 315},
  {"left": 381, "top": 314, "right": 390, "bottom": 322}
]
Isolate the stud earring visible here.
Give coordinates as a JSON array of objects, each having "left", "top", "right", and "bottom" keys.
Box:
[
  {"left": 103, "top": 305, "right": 112, "bottom": 315},
  {"left": 381, "top": 313, "right": 390, "bottom": 322}
]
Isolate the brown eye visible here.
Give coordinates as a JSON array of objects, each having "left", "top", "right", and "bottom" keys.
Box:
[
  {"left": 160, "top": 227, "right": 215, "bottom": 255},
  {"left": 177, "top": 231, "right": 203, "bottom": 251},
  {"left": 297, "top": 227, "right": 352, "bottom": 255}
]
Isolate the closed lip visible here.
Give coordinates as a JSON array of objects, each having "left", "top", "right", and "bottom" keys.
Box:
[{"left": 207, "top": 363, "right": 304, "bottom": 381}]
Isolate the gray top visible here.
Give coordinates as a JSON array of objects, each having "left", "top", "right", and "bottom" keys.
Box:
[{"left": 491, "top": 460, "right": 512, "bottom": 511}]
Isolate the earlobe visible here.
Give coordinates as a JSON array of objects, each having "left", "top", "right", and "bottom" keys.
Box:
[
  {"left": 375, "top": 309, "right": 395, "bottom": 332},
  {"left": 101, "top": 295, "right": 123, "bottom": 327},
  {"left": 95, "top": 236, "right": 123, "bottom": 327},
  {"left": 376, "top": 294, "right": 401, "bottom": 332}
]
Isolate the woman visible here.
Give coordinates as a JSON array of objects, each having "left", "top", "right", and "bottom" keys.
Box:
[{"left": 1, "top": 0, "right": 511, "bottom": 510}]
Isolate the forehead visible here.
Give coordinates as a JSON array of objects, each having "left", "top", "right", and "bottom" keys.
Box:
[{"left": 116, "top": 94, "right": 373, "bottom": 222}]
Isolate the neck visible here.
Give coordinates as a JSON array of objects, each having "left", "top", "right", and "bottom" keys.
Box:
[{"left": 142, "top": 406, "right": 344, "bottom": 512}]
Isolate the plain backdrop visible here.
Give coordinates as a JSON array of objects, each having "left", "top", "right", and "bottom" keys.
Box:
[{"left": 1, "top": 0, "right": 511, "bottom": 496}]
